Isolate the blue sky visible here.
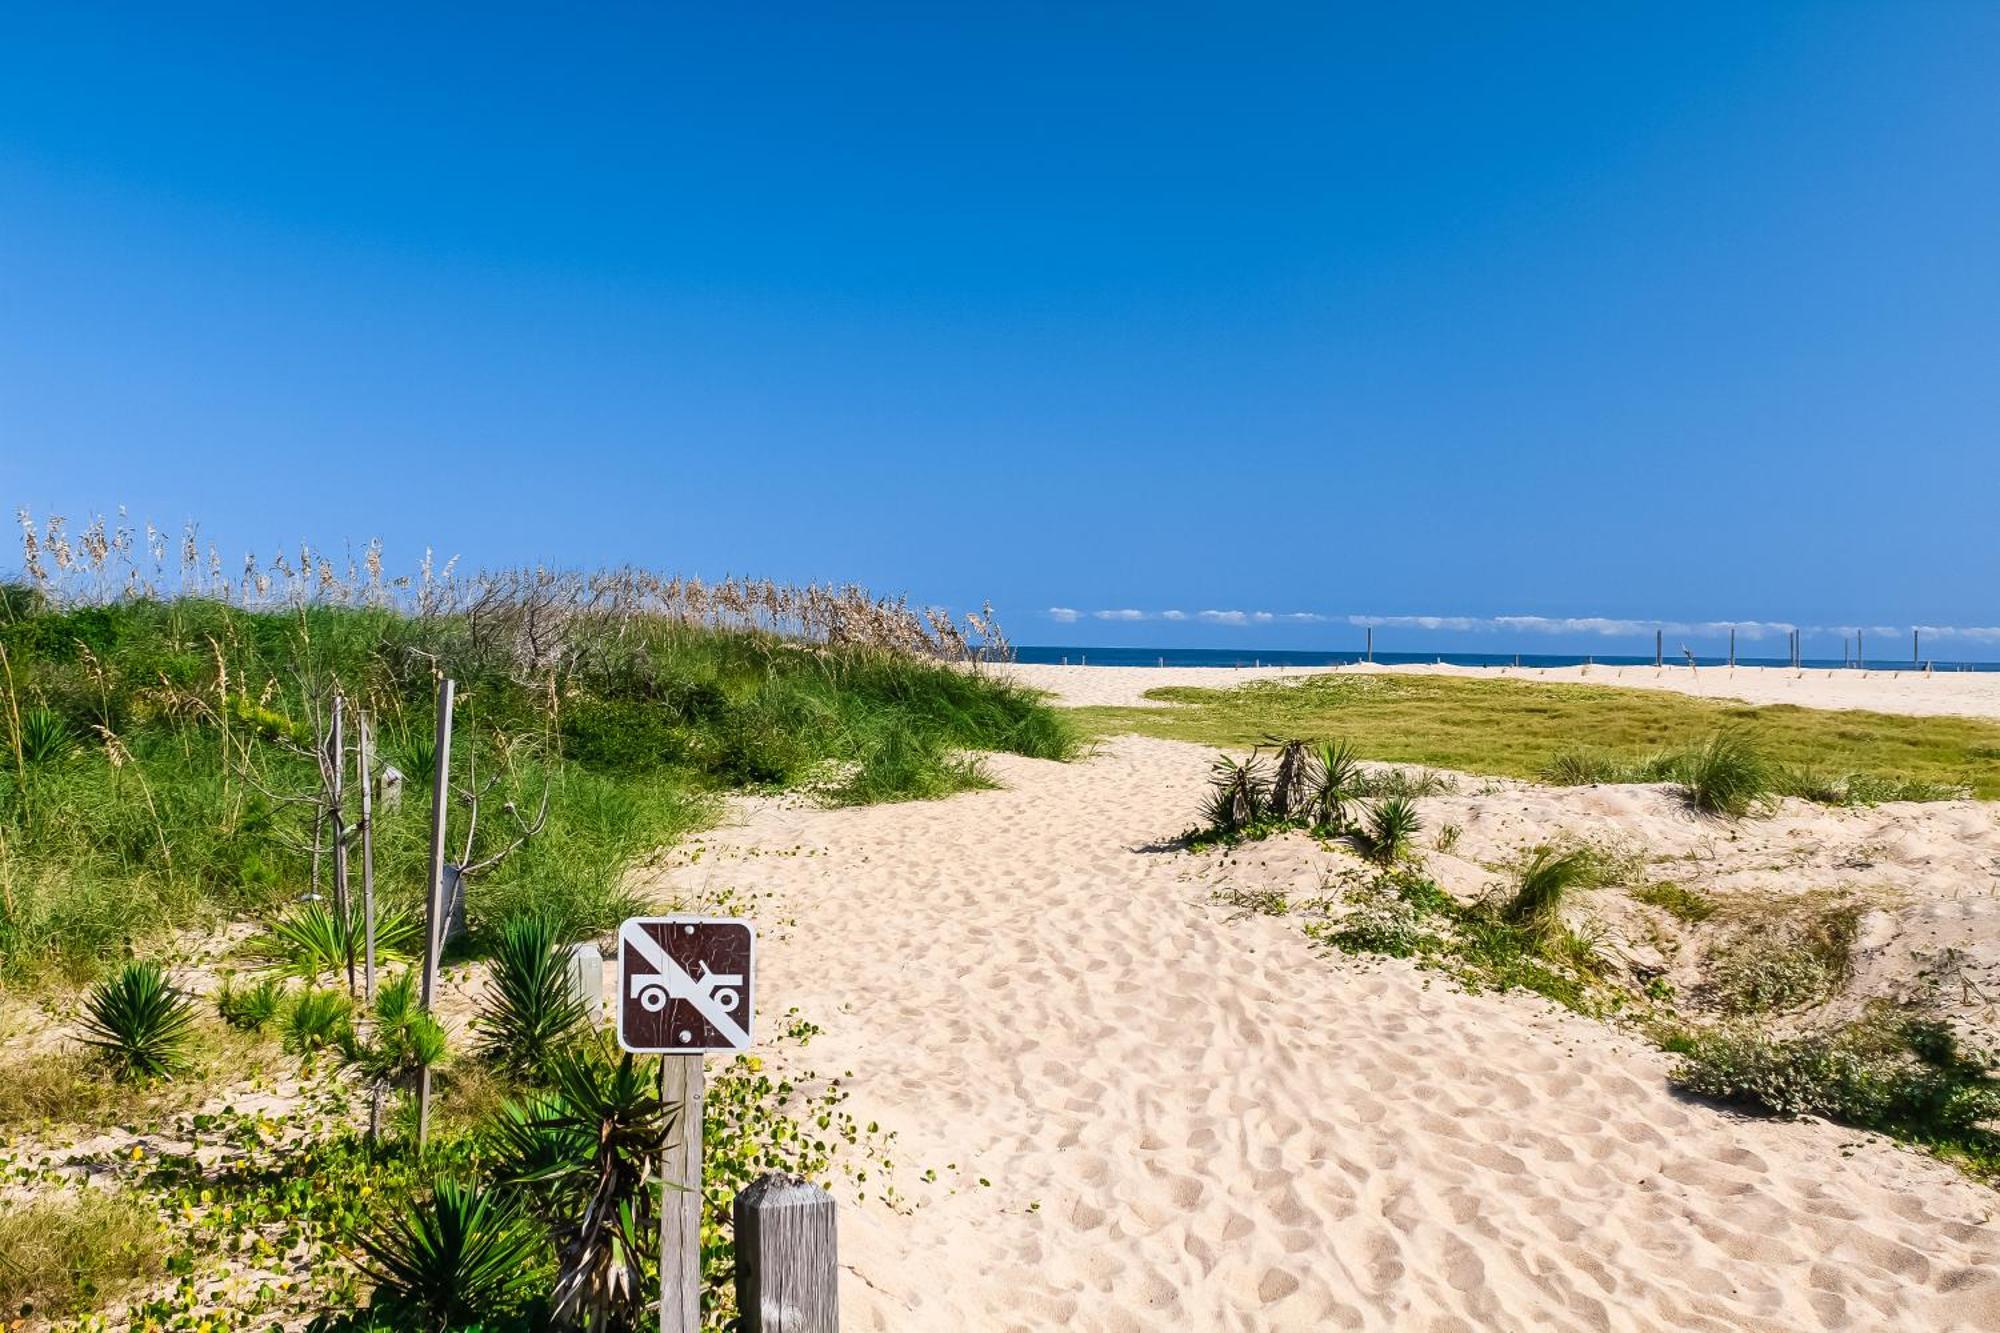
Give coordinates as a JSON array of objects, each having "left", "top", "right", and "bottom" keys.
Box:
[{"left": 3, "top": 3, "right": 1996, "bottom": 656}]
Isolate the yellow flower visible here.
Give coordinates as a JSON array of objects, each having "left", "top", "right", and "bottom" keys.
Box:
[
  {"left": 130, "top": 1146, "right": 145, "bottom": 1160},
  {"left": 358, "top": 1185, "right": 372, "bottom": 1197}
]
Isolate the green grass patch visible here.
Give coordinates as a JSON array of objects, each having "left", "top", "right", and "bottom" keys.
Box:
[
  {"left": 0, "top": 596, "right": 1075, "bottom": 977},
  {"left": 0, "top": 1187, "right": 166, "bottom": 1319},
  {"left": 1074, "top": 673, "right": 1997, "bottom": 798}
]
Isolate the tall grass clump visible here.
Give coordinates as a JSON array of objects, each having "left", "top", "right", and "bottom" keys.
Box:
[
  {"left": 1663, "top": 733, "right": 1772, "bottom": 818},
  {"left": 1500, "top": 844, "right": 1601, "bottom": 942}
]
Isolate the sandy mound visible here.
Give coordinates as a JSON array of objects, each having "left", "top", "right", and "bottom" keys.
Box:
[{"left": 648, "top": 736, "right": 2000, "bottom": 1331}]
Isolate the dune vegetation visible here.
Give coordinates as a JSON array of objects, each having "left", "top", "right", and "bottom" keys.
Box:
[
  {"left": 0, "top": 518, "right": 1076, "bottom": 1328},
  {"left": 1077, "top": 672, "right": 1998, "bottom": 799}
]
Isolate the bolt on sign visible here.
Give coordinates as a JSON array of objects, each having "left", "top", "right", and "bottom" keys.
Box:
[{"left": 616, "top": 916, "right": 755, "bottom": 1053}]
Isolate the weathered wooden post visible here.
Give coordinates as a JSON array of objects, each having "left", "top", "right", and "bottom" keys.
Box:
[
  {"left": 417, "top": 677, "right": 455, "bottom": 1148},
  {"left": 357, "top": 713, "right": 377, "bottom": 1002},
  {"left": 661, "top": 1055, "right": 705, "bottom": 1333},
  {"left": 1654, "top": 629, "right": 1662, "bottom": 668},
  {"left": 734, "top": 1174, "right": 839, "bottom": 1333},
  {"left": 1365, "top": 626, "right": 1373, "bottom": 662},
  {"left": 329, "top": 692, "right": 356, "bottom": 995}
]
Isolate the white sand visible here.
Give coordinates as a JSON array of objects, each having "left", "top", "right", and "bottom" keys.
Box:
[
  {"left": 996, "top": 660, "right": 2000, "bottom": 720},
  {"left": 651, "top": 735, "right": 2000, "bottom": 1332}
]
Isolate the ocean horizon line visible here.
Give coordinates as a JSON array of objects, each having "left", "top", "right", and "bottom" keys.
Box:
[{"left": 1013, "top": 645, "right": 2000, "bottom": 672}]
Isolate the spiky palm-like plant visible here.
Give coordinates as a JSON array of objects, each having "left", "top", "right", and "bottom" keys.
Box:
[
  {"left": 1347, "top": 797, "right": 1423, "bottom": 866},
  {"left": 1202, "top": 752, "right": 1270, "bottom": 836},
  {"left": 352, "top": 1177, "right": 545, "bottom": 1332},
  {"left": 80, "top": 961, "right": 197, "bottom": 1081},
  {"left": 18, "top": 707, "right": 75, "bottom": 764},
  {"left": 249, "top": 900, "right": 420, "bottom": 983},
  {"left": 346, "top": 970, "right": 448, "bottom": 1086},
  {"left": 1306, "top": 740, "right": 1364, "bottom": 832},
  {"left": 283, "top": 987, "right": 354, "bottom": 1057},
  {"left": 510, "top": 1043, "right": 679, "bottom": 1331},
  {"left": 477, "top": 914, "right": 589, "bottom": 1072}
]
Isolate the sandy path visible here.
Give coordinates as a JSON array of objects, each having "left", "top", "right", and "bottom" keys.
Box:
[
  {"left": 655, "top": 737, "right": 2000, "bottom": 1332},
  {"left": 997, "top": 661, "right": 2000, "bottom": 719}
]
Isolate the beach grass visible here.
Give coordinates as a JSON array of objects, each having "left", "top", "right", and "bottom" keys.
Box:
[
  {"left": 0, "top": 589, "right": 1076, "bottom": 978},
  {"left": 1073, "top": 673, "right": 2000, "bottom": 798}
]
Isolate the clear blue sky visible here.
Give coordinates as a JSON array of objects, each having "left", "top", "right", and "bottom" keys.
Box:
[{"left": 3, "top": 3, "right": 1996, "bottom": 655}]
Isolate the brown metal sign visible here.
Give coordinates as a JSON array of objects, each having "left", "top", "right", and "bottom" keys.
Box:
[{"left": 616, "top": 916, "right": 756, "bottom": 1054}]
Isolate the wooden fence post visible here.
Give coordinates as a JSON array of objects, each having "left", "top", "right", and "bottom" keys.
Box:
[
  {"left": 661, "top": 1054, "right": 706, "bottom": 1333},
  {"left": 734, "top": 1174, "right": 839, "bottom": 1333}
]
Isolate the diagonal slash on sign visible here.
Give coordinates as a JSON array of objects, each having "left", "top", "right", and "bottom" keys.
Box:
[{"left": 621, "top": 920, "right": 752, "bottom": 1048}]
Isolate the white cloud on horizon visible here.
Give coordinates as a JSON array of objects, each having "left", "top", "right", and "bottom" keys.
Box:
[{"left": 1042, "top": 607, "right": 2000, "bottom": 641}]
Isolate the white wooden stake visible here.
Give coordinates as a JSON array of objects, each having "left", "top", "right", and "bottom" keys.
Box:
[{"left": 418, "top": 678, "right": 455, "bottom": 1148}]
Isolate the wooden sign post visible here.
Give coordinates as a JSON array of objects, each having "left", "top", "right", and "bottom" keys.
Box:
[{"left": 617, "top": 916, "right": 757, "bottom": 1333}]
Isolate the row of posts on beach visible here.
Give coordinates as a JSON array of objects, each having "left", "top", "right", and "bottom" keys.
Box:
[{"left": 1055, "top": 626, "right": 1945, "bottom": 671}]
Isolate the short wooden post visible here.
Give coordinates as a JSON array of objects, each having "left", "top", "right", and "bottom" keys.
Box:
[
  {"left": 661, "top": 1054, "right": 705, "bottom": 1333},
  {"left": 1365, "top": 626, "right": 1372, "bottom": 662},
  {"left": 734, "top": 1174, "right": 839, "bottom": 1333},
  {"left": 1654, "top": 629, "right": 1662, "bottom": 668}
]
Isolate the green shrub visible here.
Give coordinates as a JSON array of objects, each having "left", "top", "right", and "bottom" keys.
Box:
[
  {"left": 216, "top": 975, "right": 287, "bottom": 1030},
  {"left": 248, "top": 900, "right": 421, "bottom": 983},
  {"left": 1541, "top": 746, "right": 1627, "bottom": 785},
  {"left": 1500, "top": 844, "right": 1599, "bottom": 941},
  {"left": 1306, "top": 740, "right": 1364, "bottom": 831},
  {"left": 284, "top": 988, "right": 354, "bottom": 1057},
  {"left": 79, "top": 960, "right": 197, "bottom": 1081},
  {"left": 1707, "top": 906, "right": 1859, "bottom": 1015},
  {"left": 1200, "top": 752, "right": 1271, "bottom": 838},
  {"left": 1673, "top": 1012, "right": 2000, "bottom": 1158}
]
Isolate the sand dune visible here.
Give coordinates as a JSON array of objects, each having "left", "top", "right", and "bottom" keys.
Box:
[
  {"left": 998, "top": 660, "right": 2000, "bottom": 720},
  {"left": 651, "top": 737, "right": 2000, "bottom": 1331}
]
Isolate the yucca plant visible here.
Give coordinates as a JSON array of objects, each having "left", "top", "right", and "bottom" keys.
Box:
[
  {"left": 485, "top": 1090, "right": 595, "bottom": 1214},
  {"left": 477, "top": 914, "right": 589, "bottom": 1072},
  {"left": 1201, "top": 752, "right": 1270, "bottom": 837},
  {"left": 1346, "top": 797, "right": 1423, "bottom": 866},
  {"left": 352, "top": 1176, "right": 545, "bottom": 1331},
  {"left": 18, "top": 707, "right": 75, "bottom": 764},
  {"left": 79, "top": 961, "right": 198, "bottom": 1081},
  {"left": 515, "top": 1043, "right": 680, "bottom": 1330},
  {"left": 215, "top": 976, "right": 286, "bottom": 1031},
  {"left": 283, "top": 987, "right": 354, "bottom": 1057},
  {"left": 248, "top": 900, "right": 420, "bottom": 983},
  {"left": 1305, "top": 740, "right": 1364, "bottom": 832}
]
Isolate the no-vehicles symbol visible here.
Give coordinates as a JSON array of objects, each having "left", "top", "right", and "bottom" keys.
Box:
[{"left": 616, "top": 916, "right": 756, "bottom": 1054}]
